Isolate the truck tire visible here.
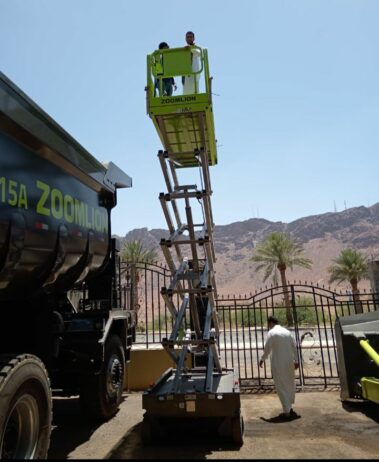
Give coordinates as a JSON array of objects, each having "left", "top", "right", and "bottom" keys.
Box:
[
  {"left": 141, "top": 417, "right": 152, "bottom": 445},
  {"left": 231, "top": 414, "right": 244, "bottom": 445},
  {"left": 0, "top": 354, "right": 52, "bottom": 459},
  {"left": 80, "top": 334, "right": 125, "bottom": 420}
]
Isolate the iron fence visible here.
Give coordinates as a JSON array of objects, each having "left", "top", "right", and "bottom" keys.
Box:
[
  {"left": 121, "top": 262, "right": 379, "bottom": 389},
  {"left": 216, "top": 284, "right": 378, "bottom": 389}
]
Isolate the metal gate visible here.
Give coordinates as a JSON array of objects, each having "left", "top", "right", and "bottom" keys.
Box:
[
  {"left": 122, "top": 262, "right": 378, "bottom": 389},
  {"left": 216, "top": 284, "right": 378, "bottom": 389}
]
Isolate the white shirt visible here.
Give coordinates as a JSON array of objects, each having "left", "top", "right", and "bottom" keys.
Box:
[{"left": 261, "top": 324, "right": 298, "bottom": 412}]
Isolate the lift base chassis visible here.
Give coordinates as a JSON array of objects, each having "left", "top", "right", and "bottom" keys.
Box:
[{"left": 142, "top": 367, "right": 243, "bottom": 444}]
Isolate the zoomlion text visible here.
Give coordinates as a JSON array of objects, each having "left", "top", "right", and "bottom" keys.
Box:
[{"left": 0, "top": 176, "right": 107, "bottom": 233}]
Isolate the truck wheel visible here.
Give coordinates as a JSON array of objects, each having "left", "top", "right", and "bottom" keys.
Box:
[
  {"left": 80, "top": 334, "right": 125, "bottom": 420},
  {"left": 0, "top": 354, "right": 52, "bottom": 459},
  {"left": 141, "top": 417, "right": 152, "bottom": 445},
  {"left": 231, "top": 414, "right": 244, "bottom": 445}
]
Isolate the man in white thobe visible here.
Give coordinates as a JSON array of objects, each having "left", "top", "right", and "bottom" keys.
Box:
[
  {"left": 182, "top": 31, "right": 201, "bottom": 95},
  {"left": 259, "top": 316, "right": 299, "bottom": 419}
]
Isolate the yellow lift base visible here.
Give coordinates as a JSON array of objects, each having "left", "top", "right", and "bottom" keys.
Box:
[
  {"left": 360, "top": 339, "right": 379, "bottom": 404},
  {"left": 146, "top": 45, "right": 217, "bottom": 168},
  {"left": 335, "top": 311, "right": 379, "bottom": 404},
  {"left": 360, "top": 377, "right": 379, "bottom": 404}
]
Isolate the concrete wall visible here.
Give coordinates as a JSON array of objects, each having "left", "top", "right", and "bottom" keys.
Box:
[{"left": 125, "top": 346, "right": 192, "bottom": 391}]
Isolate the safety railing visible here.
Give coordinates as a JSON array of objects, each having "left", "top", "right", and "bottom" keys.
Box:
[{"left": 146, "top": 45, "right": 211, "bottom": 99}]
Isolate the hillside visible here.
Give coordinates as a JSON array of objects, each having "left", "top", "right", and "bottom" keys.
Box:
[{"left": 116, "top": 204, "right": 379, "bottom": 296}]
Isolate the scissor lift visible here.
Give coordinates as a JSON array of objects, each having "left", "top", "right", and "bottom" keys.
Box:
[{"left": 141, "top": 46, "right": 243, "bottom": 444}]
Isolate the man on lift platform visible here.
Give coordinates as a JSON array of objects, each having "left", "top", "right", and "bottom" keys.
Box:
[
  {"left": 182, "top": 31, "right": 202, "bottom": 95},
  {"left": 146, "top": 40, "right": 218, "bottom": 168},
  {"left": 154, "top": 42, "right": 177, "bottom": 97}
]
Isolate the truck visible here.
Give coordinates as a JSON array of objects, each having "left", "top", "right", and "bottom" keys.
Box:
[{"left": 0, "top": 72, "right": 134, "bottom": 459}]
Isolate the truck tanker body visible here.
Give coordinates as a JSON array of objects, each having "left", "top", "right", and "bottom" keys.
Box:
[{"left": 0, "top": 72, "right": 134, "bottom": 459}]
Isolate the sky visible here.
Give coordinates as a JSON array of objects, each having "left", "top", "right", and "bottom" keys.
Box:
[{"left": 1, "top": 0, "right": 379, "bottom": 236}]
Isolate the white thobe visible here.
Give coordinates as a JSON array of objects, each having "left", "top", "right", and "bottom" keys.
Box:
[
  {"left": 183, "top": 47, "right": 201, "bottom": 95},
  {"left": 261, "top": 324, "right": 298, "bottom": 413}
]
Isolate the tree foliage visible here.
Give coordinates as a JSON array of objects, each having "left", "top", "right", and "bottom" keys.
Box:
[
  {"left": 251, "top": 231, "right": 312, "bottom": 282},
  {"left": 121, "top": 239, "right": 158, "bottom": 266},
  {"left": 328, "top": 248, "right": 368, "bottom": 287},
  {"left": 251, "top": 232, "right": 312, "bottom": 326}
]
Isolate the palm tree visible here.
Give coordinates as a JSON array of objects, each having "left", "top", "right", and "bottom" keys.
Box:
[
  {"left": 121, "top": 240, "right": 158, "bottom": 323},
  {"left": 250, "top": 232, "right": 312, "bottom": 326},
  {"left": 121, "top": 239, "right": 158, "bottom": 266},
  {"left": 328, "top": 249, "right": 369, "bottom": 314}
]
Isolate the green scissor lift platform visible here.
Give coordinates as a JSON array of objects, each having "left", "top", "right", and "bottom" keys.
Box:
[
  {"left": 141, "top": 45, "right": 243, "bottom": 444},
  {"left": 146, "top": 45, "right": 217, "bottom": 168}
]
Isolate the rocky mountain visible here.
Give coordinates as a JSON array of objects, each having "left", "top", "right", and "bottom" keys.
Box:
[{"left": 116, "top": 204, "right": 379, "bottom": 296}]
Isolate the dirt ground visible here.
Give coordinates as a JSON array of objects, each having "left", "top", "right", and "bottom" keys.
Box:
[{"left": 48, "top": 390, "right": 379, "bottom": 459}]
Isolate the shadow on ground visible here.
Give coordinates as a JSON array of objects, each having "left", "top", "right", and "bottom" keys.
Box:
[
  {"left": 342, "top": 399, "right": 379, "bottom": 424},
  {"left": 48, "top": 396, "right": 125, "bottom": 459},
  {"left": 108, "top": 422, "right": 243, "bottom": 460},
  {"left": 259, "top": 413, "right": 302, "bottom": 423}
]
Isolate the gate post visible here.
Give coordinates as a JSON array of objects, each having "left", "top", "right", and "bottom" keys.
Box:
[
  {"left": 291, "top": 285, "right": 303, "bottom": 387},
  {"left": 127, "top": 262, "right": 140, "bottom": 324},
  {"left": 124, "top": 263, "right": 132, "bottom": 311},
  {"left": 368, "top": 261, "right": 379, "bottom": 310}
]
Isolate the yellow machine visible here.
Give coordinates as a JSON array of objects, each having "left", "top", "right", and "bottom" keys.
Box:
[
  {"left": 359, "top": 339, "right": 379, "bottom": 404},
  {"left": 335, "top": 310, "right": 379, "bottom": 405}
]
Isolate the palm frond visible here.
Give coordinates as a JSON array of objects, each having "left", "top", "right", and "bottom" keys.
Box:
[
  {"left": 328, "top": 248, "right": 369, "bottom": 285},
  {"left": 250, "top": 231, "right": 312, "bottom": 283},
  {"left": 121, "top": 239, "right": 158, "bottom": 265}
]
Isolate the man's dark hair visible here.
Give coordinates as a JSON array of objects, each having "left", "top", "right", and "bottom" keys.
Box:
[
  {"left": 267, "top": 316, "right": 279, "bottom": 325},
  {"left": 186, "top": 31, "right": 195, "bottom": 36},
  {"left": 158, "top": 42, "right": 169, "bottom": 49}
]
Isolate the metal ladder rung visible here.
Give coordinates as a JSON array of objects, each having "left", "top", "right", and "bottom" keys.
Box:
[
  {"left": 161, "top": 287, "right": 213, "bottom": 296},
  {"left": 165, "top": 191, "right": 207, "bottom": 201}
]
